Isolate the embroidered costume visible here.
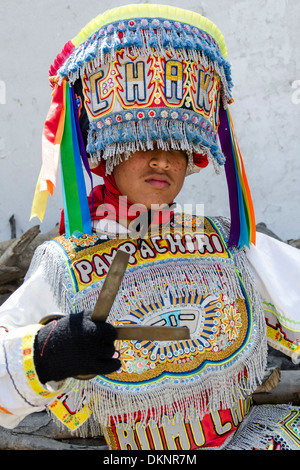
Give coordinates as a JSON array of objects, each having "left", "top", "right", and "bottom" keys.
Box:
[{"left": 1, "top": 4, "right": 300, "bottom": 450}]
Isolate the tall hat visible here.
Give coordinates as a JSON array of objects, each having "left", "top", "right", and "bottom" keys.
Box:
[{"left": 30, "top": 4, "right": 255, "bottom": 248}]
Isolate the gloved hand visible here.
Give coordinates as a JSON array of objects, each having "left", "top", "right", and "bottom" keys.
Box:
[{"left": 34, "top": 311, "right": 121, "bottom": 383}]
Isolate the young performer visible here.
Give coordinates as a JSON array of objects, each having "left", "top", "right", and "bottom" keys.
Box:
[{"left": 1, "top": 4, "right": 300, "bottom": 450}]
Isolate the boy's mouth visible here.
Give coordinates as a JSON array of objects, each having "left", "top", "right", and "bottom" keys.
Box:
[{"left": 145, "top": 175, "right": 171, "bottom": 189}]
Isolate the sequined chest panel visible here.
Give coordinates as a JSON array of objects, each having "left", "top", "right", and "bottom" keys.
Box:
[{"left": 52, "top": 216, "right": 252, "bottom": 388}]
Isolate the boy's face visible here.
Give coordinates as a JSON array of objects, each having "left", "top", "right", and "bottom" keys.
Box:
[{"left": 113, "top": 148, "right": 188, "bottom": 209}]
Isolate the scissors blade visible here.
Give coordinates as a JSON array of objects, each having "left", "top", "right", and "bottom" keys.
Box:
[
  {"left": 91, "top": 249, "right": 130, "bottom": 322},
  {"left": 116, "top": 325, "right": 190, "bottom": 341},
  {"left": 91, "top": 248, "right": 190, "bottom": 341}
]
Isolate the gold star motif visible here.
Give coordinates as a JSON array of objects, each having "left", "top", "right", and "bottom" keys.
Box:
[
  {"left": 223, "top": 305, "right": 242, "bottom": 341},
  {"left": 70, "top": 233, "right": 98, "bottom": 247},
  {"left": 114, "top": 340, "right": 135, "bottom": 372}
]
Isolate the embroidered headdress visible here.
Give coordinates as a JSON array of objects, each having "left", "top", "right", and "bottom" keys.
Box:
[{"left": 30, "top": 4, "right": 255, "bottom": 248}]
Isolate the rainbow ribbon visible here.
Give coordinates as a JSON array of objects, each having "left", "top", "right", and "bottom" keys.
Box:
[
  {"left": 218, "top": 105, "right": 256, "bottom": 249},
  {"left": 30, "top": 80, "right": 92, "bottom": 237},
  {"left": 30, "top": 83, "right": 65, "bottom": 221}
]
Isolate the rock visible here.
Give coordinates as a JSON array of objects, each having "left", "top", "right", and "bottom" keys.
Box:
[
  {"left": 288, "top": 238, "right": 300, "bottom": 249},
  {"left": 254, "top": 370, "right": 300, "bottom": 406},
  {"left": 256, "top": 222, "right": 283, "bottom": 241},
  {"left": 0, "top": 224, "right": 59, "bottom": 306},
  {"left": 0, "top": 411, "right": 108, "bottom": 450},
  {"left": 257, "top": 221, "right": 300, "bottom": 248}
]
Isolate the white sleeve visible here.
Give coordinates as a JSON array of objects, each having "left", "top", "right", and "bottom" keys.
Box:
[
  {"left": 246, "top": 232, "right": 300, "bottom": 358},
  {"left": 0, "top": 266, "right": 65, "bottom": 429}
]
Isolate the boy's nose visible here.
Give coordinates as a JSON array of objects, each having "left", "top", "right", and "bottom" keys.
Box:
[{"left": 149, "top": 151, "right": 170, "bottom": 170}]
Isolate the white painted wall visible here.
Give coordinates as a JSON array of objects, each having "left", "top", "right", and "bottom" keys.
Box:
[{"left": 0, "top": 0, "right": 299, "bottom": 242}]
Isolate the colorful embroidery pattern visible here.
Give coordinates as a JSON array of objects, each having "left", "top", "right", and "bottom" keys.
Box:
[
  {"left": 43, "top": 215, "right": 265, "bottom": 434},
  {"left": 275, "top": 409, "right": 300, "bottom": 449},
  {"left": 83, "top": 54, "right": 221, "bottom": 129},
  {"left": 58, "top": 216, "right": 231, "bottom": 291},
  {"left": 104, "top": 396, "right": 252, "bottom": 450},
  {"left": 264, "top": 302, "right": 300, "bottom": 361},
  {"left": 223, "top": 305, "right": 242, "bottom": 341},
  {"left": 22, "top": 327, "right": 64, "bottom": 399},
  {"left": 79, "top": 51, "right": 224, "bottom": 170},
  {"left": 95, "top": 290, "right": 250, "bottom": 391},
  {"left": 69, "top": 232, "right": 99, "bottom": 247},
  {"left": 54, "top": 8, "right": 233, "bottom": 173},
  {"left": 49, "top": 391, "right": 92, "bottom": 432},
  {"left": 51, "top": 219, "right": 252, "bottom": 394},
  {"left": 227, "top": 406, "right": 300, "bottom": 451}
]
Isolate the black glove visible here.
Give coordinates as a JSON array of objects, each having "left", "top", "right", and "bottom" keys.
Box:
[{"left": 34, "top": 311, "right": 121, "bottom": 383}]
